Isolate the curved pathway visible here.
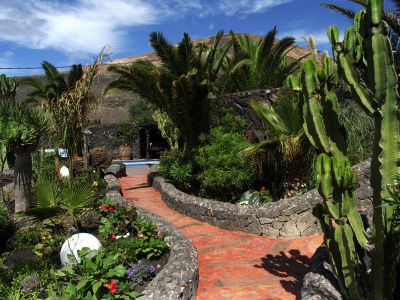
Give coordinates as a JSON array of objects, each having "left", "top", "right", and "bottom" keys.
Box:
[{"left": 120, "top": 174, "right": 322, "bottom": 300}]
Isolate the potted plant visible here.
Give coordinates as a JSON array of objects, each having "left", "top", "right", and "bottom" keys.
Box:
[{"left": 116, "top": 120, "right": 139, "bottom": 160}]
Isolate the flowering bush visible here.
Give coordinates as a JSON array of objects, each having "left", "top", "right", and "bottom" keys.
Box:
[
  {"left": 127, "top": 262, "right": 157, "bottom": 287},
  {"left": 48, "top": 248, "right": 137, "bottom": 299}
]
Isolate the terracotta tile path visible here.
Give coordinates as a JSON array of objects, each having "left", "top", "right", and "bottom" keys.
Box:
[{"left": 119, "top": 175, "right": 323, "bottom": 300}]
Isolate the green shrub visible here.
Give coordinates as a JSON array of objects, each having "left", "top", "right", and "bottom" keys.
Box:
[
  {"left": 107, "top": 236, "right": 167, "bottom": 263},
  {"left": 168, "top": 161, "right": 193, "bottom": 191},
  {"left": 0, "top": 202, "right": 13, "bottom": 252},
  {"left": 212, "top": 107, "right": 248, "bottom": 134},
  {"left": 195, "top": 128, "right": 257, "bottom": 201},
  {"left": 13, "top": 230, "right": 41, "bottom": 250},
  {"left": 158, "top": 149, "right": 184, "bottom": 177}
]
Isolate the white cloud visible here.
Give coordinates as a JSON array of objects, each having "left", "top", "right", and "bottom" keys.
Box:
[
  {"left": 0, "top": 0, "right": 294, "bottom": 55},
  {"left": 218, "top": 0, "right": 294, "bottom": 15},
  {"left": 0, "top": 0, "right": 159, "bottom": 54}
]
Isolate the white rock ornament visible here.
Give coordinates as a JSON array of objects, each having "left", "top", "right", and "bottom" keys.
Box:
[
  {"left": 60, "top": 233, "right": 102, "bottom": 266},
  {"left": 59, "top": 165, "right": 70, "bottom": 178}
]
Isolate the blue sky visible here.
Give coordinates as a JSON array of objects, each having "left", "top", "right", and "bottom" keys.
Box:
[{"left": 0, "top": 0, "right": 395, "bottom": 77}]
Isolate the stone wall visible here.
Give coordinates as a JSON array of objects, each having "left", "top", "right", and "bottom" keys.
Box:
[
  {"left": 150, "top": 160, "right": 372, "bottom": 238},
  {"left": 104, "top": 164, "right": 198, "bottom": 300}
]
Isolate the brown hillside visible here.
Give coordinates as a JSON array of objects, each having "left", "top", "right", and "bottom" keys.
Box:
[{"left": 16, "top": 34, "right": 311, "bottom": 124}]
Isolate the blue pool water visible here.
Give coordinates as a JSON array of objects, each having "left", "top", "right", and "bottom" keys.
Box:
[{"left": 123, "top": 160, "right": 160, "bottom": 167}]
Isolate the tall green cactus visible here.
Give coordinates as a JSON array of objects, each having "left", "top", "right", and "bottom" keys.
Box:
[
  {"left": 289, "top": 57, "right": 370, "bottom": 299},
  {"left": 289, "top": 0, "right": 399, "bottom": 298},
  {"left": 329, "top": 0, "right": 400, "bottom": 298}
]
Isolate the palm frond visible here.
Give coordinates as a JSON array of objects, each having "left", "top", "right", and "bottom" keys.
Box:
[
  {"left": 241, "top": 138, "right": 280, "bottom": 157},
  {"left": 321, "top": 3, "right": 357, "bottom": 21},
  {"left": 61, "top": 180, "right": 96, "bottom": 214}
]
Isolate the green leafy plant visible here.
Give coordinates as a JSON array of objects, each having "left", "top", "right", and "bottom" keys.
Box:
[
  {"left": 195, "top": 128, "right": 256, "bottom": 201},
  {"left": 108, "top": 236, "right": 167, "bottom": 262},
  {"left": 158, "top": 149, "right": 185, "bottom": 177},
  {"left": 168, "top": 160, "right": 194, "bottom": 191},
  {"left": 49, "top": 248, "right": 136, "bottom": 300},
  {"left": 115, "top": 119, "right": 139, "bottom": 146}
]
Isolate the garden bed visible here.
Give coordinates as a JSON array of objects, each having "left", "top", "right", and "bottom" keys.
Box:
[
  {"left": 105, "top": 164, "right": 198, "bottom": 300},
  {"left": 148, "top": 160, "right": 372, "bottom": 238}
]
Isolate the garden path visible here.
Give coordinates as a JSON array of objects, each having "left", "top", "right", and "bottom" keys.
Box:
[{"left": 120, "top": 169, "right": 322, "bottom": 300}]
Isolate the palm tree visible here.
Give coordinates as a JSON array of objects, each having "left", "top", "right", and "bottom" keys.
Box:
[
  {"left": 322, "top": 0, "right": 400, "bottom": 35},
  {"left": 0, "top": 75, "right": 19, "bottom": 171},
  {"left": 105, "top": 31, "right": 231, "bottom": 155},
  {"left": 0, "top": 100, "right": 51, "bottom": 212},
  {"left": 241, "top": 94, "right": 306, "bottom": 196},
  {"left": 23, "top": 62, "right": 83, "bottom": 108},
  {"left": 224, "top": 27, "right": 305, "bottom": 92}
]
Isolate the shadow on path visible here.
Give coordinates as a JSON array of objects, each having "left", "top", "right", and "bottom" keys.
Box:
[
  {"left": 256, "top": 249, "right": 311, "bottom": 299},
  {"left": 126, "top": 183, "right": 149, "bottom": 190}
]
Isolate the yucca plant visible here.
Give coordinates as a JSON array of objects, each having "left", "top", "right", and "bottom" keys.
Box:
[{"left": 0, "top": 100, "right": 52, "bottom": 213}]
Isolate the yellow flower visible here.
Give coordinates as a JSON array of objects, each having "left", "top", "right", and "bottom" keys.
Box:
[{"left": 92, "top": 181, "right": 98, "bottom": 187}]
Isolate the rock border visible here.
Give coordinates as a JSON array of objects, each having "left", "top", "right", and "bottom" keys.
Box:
[
  {"left": 104, "top": 164, "right": 199, "bottom": 300},
  {"left": 149, "top": 160, "right": 372, "bottom": 238}
]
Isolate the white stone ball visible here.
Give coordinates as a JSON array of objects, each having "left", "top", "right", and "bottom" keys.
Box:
[
  {"left": 60, "top": 233, "right": 102, "bottom": 266},
  {"left": 60, "top": 166, "right": 70, "bottom": 178}
]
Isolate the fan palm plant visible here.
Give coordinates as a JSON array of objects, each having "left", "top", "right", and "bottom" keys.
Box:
[
  {"left": 105, "top": 31, "right": 230, "bottom": 155},
  {"left": 0, "top": 100, "right": 51, "bottom": 212},
  {"left": 23, "top": 176, "right": 96, "bottom": 227},
  {"left": 224, "top": 28, "right": 306, "bottom": 92}
]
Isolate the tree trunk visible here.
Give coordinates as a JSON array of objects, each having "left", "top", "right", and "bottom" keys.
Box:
[{"left": 14, "top": 149, "right": 33, "bottom": 213}]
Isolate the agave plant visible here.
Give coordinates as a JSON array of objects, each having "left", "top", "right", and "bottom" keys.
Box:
[{"left": 23, "top": 176, "right": 96, "bottom": 227}]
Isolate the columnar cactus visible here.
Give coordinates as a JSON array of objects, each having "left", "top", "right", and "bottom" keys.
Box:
[
  {"left": 288, "top": 57, "right": 370, "bottom": 299},
  {"left": 289, "top": 0, "right": 399, "bottom": 298},
  {"left": 329, "top": 0, "right": 400, "bottom": 298}
]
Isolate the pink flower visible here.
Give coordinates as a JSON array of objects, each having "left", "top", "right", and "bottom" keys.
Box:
[
  {"left": 156, "top": 231, "right": 161, "bottom": 238},
  {"left": 100, "top": 203, "right": 108, "bottom": 211},
  {"left": 137, "top": 233, "right": 144, "bottom": 238},
  {"left": 111, "top": 234, "right": 117, "bottom": 239},
  {"left": 107, "top": 280, "right": 119, "bottom": 294}
]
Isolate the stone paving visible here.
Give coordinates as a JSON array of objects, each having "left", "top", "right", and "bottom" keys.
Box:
[{"left": 120, "top": 174, "right": 323, "bottom": 300}]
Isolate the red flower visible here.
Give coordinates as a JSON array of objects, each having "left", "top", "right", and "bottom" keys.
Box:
[
  {"left": 111, "top": 234, "right": 117, "bottom": 239},
  {"left": 100, "top": 203, "right": 108, "bottom": 211},
  {"left": 106, "top": 280, "right": 119, "bottom": 294},
  {"left": 108, "top": 206, "right": 116, "bottom": 212}
]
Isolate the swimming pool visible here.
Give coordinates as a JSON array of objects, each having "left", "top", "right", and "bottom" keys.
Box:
[{"left": 122, "top": 160, "right": 160, "bottom": 167}]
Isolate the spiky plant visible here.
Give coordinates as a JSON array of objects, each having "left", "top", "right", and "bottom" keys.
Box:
[
  {"left": 224, "top": 27, "right": 306, "bottom": 92},
  {"left": 22, "top": 62, "right": 84, "bottom": 108},
  {"left": 106, "top": 31, "right": 230, "bottom": 155},
  {"left": 23, "top": 176, "right": 96, "bottom": 228},
  {"left": 0, "top": 100, "right": 51, "bottom": 212}
]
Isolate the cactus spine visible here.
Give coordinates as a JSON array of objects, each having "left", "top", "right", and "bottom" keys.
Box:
[{"left": 289, "top": 0, "right": 399, "bottom": 298}]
